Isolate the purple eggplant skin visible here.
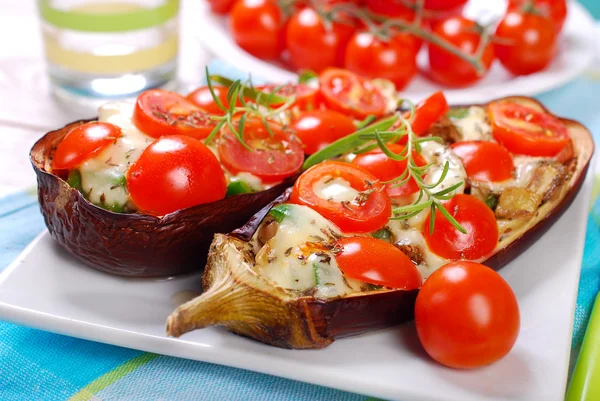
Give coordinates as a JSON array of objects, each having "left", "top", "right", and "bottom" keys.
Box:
[{"left": 30, "top": 120, "right": 297, "bottom": 278}]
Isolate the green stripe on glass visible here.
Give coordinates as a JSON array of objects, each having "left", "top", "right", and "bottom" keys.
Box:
[{"left": 38, "top": 0, "right": 179, "bottom": 32}]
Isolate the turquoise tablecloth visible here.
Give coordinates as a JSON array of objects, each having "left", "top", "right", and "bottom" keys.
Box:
[{"left": 2, "top": 64, "right": 600, "bottom": 399}]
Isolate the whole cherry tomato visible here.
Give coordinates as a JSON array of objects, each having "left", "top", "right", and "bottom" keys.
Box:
[
  {"left": 509, "top": 0, "right": 567, "bottom": 33},
  {"left": 127, "top": 135, "right": 227, "bottom": 215},
  {"left": 285, "top": 7, "right": 355, "bottom": 72},
  {"left": 344, "top": 31, "right": 418, "bottom": 90},
  {"left": 415, "top": 261, "right": 520, "bottom": 369},
  {"left": 52, "top": 122, "right": 121, "bottom": 170},
  {"left": 230, "top": 0, "right": 284, "bottom": 60},
  {"left": 495, "top": 9, "right": 557, "bottom": 76},
  {"left": 428, "top": 17, "right": 495, "bottom": 87},
  {"left": 207, "top": 0, "right": 236, "bottom": 14}
]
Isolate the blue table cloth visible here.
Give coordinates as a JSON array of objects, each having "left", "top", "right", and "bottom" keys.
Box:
[{"left": 2, "top": 67, "right": 600, "bottom": 400}]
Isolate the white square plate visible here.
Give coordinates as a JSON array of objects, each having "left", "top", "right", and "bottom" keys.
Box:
[{"left": 0, "top": 172, "right": 592, "bottom": 401}]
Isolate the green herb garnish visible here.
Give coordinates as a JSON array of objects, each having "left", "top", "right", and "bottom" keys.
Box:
[
  {"left": 446, "top": 108, "right": 469, "bottom": 119},
  {"left": 269, "top": 204, "right": 292, "bottom": 222},
  {"left": 67, "top": 169, "right": 82, "bottom": 191},
  {"left": 312, "top": 263, "right": 320, "bottom": 286},
  {"left": 297, "top": 70, "right": 318, "bottom": 84},
  {"left": 486, "top": 194, "right": 499, "bottom": 211},
  {"left": 226, "top": 181, "right": 254, "bottom": 197},
  {"left": 371, "top": 228, "right": 392, "bottom": 243}
]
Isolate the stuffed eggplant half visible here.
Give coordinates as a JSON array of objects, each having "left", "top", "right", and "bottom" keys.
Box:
[{"left": 167, "top": 96, "right": 593, "bottom": 349}]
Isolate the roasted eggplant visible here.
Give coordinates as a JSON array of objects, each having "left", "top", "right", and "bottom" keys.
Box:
[
  {"left": 31, "top": 120, "right": 296, "bottom": 277},
  {"left": 167, "top": 97, "right": 594, "bottom": 348}
]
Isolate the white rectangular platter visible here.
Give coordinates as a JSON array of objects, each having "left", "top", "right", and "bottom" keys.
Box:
[{"left": 0, "top": 171, "right": 593, "bottom": 401}]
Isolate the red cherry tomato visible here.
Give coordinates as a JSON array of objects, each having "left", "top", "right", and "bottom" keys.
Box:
[
  {"left": 133, "top": 89, "right": 216, "bottom": 140},
  {"left": 451, "top": 141, "right": 514, "bottom": 182},
  {"left": 218, "top": 117, "right": 303, "bottom": 183},
  {"left": 415, "top": 261, "right": 520, "bottom": 369},
  {"left": 344, "top": 31, "right": 418, "bottom": 90},
  {"left": 230, "top": 0, "right": 284, "bottom": 60},
  {"left": 207, "top": 0, "right": 236, "bottom": 14},
  {"left": 352, "top": 144, "right": 427, "bottom": 197},
  {"left": 410, "top": 91, "right": 449, "bottom": 136},
  {"left": 292, "top": 110, "right": 356, "bottom": 155},
  {"left": 285, "top": 7, "right": 355, "bottom": 73},
  {"left": 488, "top": 101, "right": 570, "bottom": 157},
  {"left": 290, "top": 161, "right": 391, "bottom": 233},
  {"left": 52, "top": 122, "right": 121, "bottom": 171},
  {"left": 424, "top": 0, "right": 467, "bottom": 11},
  {"left": 186, "top": 85, "right": 230, "bottom": 116},
  {"left": 423, "top": 194, "right": 499, "bottom": 260},
  {"left": 255, "top": 83, "right": 318, "bottom": 110},
  {"left": 428, "top": 17, "right": 495, "bottom": 87},
  {"left": 319, "top": 68, "right": 387, "bottom": 120},
  {"left": 335, "top": 236, "right": 422, "bottom": 289},
  {"left": 509, "top": 0, "right": 567, "bottom": 33},
  {"left": 495, "top": 9, "right": 557, "bottom": 76},
  {"left": 126, "top": 135, "right": 227, "bottom": 215},
  {"left": 366, "top": 0, "right": 416, "bottom": 20}
]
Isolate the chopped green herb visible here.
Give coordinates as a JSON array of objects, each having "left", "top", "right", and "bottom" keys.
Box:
[
  {"left": 226, "top": 181, "right": 254, "bottom": 196},
  {"left": 446, "top": 108, "right": 469, "bottom": 119},
  {"left": 312, "top": 263, "right": 320, "bottom": 286},
  {"left": 269, "top": 204, "right": 292, "bottom": 222},
  {"left": 371, "top": 228, "right": 392, "bottom": 243},
  {"left": 103, "top": 203, "right": 125, "bottom": 213},
  {"left": 486, "top": 194, "right": 499, "bottom": 211},
  {"left": 108, "top": 171, "right": 127, "bottom": 187},
  {"left": 67, "top": 169, "right": 82, "bottom": 191},
  {"left": 297, "top": 70, "right": 318, "bottom": 84},
  {"left": 364, "top": 283, "right": 383, "bottom": 291}
]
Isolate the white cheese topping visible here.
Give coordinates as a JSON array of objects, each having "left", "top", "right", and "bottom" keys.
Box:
[
  {"left": 450, "top": 106, "right": 493, "bottom": 141},
  {"left": 255, "top": 204, "right": 362, "bottom": 298},
  {"left": 313, "top": 176, "right": 360, "bottom": 203},
  {"left": 79, "top": 102, "right": 154, "bottom": 208}
]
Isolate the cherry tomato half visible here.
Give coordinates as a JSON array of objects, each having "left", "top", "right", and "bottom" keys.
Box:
[
  {"left": 344, "top": 31, "right": 418, "bottom": 90},
  {"left": 207, "top": 0, "right": 236, "bottom": 14},
  {"left": 423, "top": 194, "right": 499, "bottom": 260},
  {"left": 428, "top": 17, "right": 495, "bottom": 87},
  {"left": 319, "top": 68, "right": 387, "bottom": 120},
  {"left": 451, "top": 141, "right": 514, "bottom": 182},
  {"left": 186, "top": 85, "right": 230, "bottom": 116},
  {"left": 126, "top": 135, "right": 227, "bottom": 216},
  {"left": 415, "top": 261, "right": 520, "bottom": 369},
  {"left": 255, "top": 83, "right": 318, "bottom": 110},
  {"left": 218, "top": 117, "right": 303, "bottom": 183},
  {"left": 292, "top": 110, "right": 356, "bottom": 155},
  {"left": 488, "top": 101, "right": 570, "bottom": 156},
  {"left": 52, "top": 122, "right": 121, "bottom": 170},
  {"left": 230, "top": 0, "right": 284, "bottom": 60},
  {"left": 290, "top": 161, "right": 391, "bottom": 233},
  {"left": 495, "top": 9, "right": 557, "bottom": 76},
  {"left": 133, "top": 89, "right": 216, "bottom": 140},
  {"left": 286, "top": 7, "right": 355, "bottom": 73},
  {"left": 410, "top": 91, "right": 449, "bottom": 136},
  {"left": 352, "top": 144, "right": 427, "bottom": 197},
  {"left": 335, "top": 236, "right": 422, "bottom": 289},
  {"left": 509, "top": 0, "right": 567, "bottom": 33}
]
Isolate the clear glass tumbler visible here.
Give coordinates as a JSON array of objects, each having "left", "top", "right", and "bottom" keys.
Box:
[{"left": 38, "top": 0, "right": 179, "bottom": 107}]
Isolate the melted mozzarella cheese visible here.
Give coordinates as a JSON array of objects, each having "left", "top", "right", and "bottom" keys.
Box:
[
  {"left": 404, "top": 141, "right": 467, "bottom": 229},
  {"left": 450, "top": 106, "right": 493, "bottom": 141},
  {"left": 255, "top": 204, "right": 362, "bottom": 298},
  {"left": 79, "top": 102, "right": 154, "bottom": 207},
  {"left": 370, "top": 78, "right": 399, "bottom": 113},
  {"left": 313, "top": 176, "right": 360, "bottom": 203},
  {"left": 470, "top": 155, "right": 544, "bottom": 193}
]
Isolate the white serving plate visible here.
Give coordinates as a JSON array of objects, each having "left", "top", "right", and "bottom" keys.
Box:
[
  {"left": 0, "top": 166, "right": 593, "bottom": 401},
  {"left": 195, "top": 0, "right": 596, "bottom": 104}
]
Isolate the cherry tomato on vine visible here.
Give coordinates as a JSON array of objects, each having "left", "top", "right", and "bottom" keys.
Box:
[
  {"left": 366, "top": 0, "right": 415, "bottom": 20},
  {"left": 255, "top": 83, "right": 318, "bottom": 110},
  {"left": 427, "top": 17, "right": 495, "bottom": 87},
  {"left": 285, "top": 7, "right": 355, "bottom": 73},
  {"left": 415, "top": 261, "right": 520, "bottom": 369},
  {"left": 335, "top": 236, "right": 422, "bottom": 289},
  {"left": 207, "top": 0, "right": 236, "bottom": 14},
  {"left": 290, "top": 161, "right": 391, "bottom": 233},
  {"left": 230, "top": 0, "right": 284, "bottom": 60},
  {"left": 127, "top": 135, "right": 227, "bottom": 216},
  {"left": 319, "top": 68, "right": 387, "bottom": 119},
  {"left": 133, "top": 89, "right": 216, "bottom": 139},
  {"left": 495, "top": 9, "right": 557, "bottom": 76},
  {"left": 508, "top": 0, "right": 567, "bottom": 33},
  {"left": 218, "top": 117, "right": 303, "bottom": 183},
  {"left": 291, "top": 110, "right": 356, "bottom": 155},
  {"left": 52, "top": 122, "right": 121, "bottom": 170},
  {"left": 423, "top": 194, "right": 499, "bottom": 260},
  {"left": 424, "top": 0, "right": 468, "bottom": 11},
  {"left": 186, "top": 85, "right": 230, "bottom": 116},
  {"left": 352, "top": 144, "right": 427, "bottom": 198},
  {"left": 488, "top": 101, "right": 570, "bottom": 157},
  {"left": 344, "top": 31, "right": 418, "bottom": 90},
  {"left": 451, "top": 141, "right": 514, "bottom": 182}
]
